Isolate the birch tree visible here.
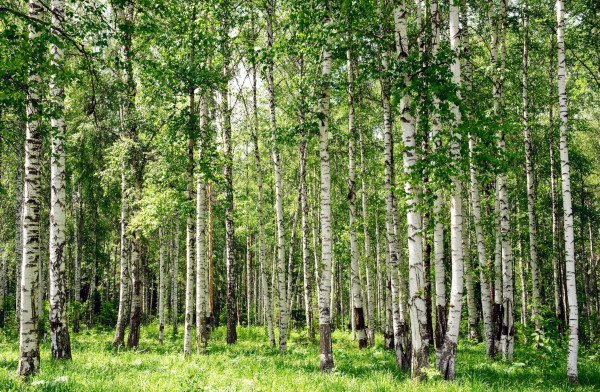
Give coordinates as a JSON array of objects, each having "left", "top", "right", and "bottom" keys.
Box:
[
  {"left": 522, "top": 0, "right": 541, "bottom": 331},
  {"left": 556, "top": 0, "right": 578, "bottom": 382},
  {"left": 221, "top": 0, "right": 237, "bottom": 345},
  {"left": 346, "top": 42, "right": 367, "bottom": 350},
  {"left": 266, "top": 0, "right": 288, "bottom": 353},
  {"left": 395, "top": 0, "right": 430, "bottom": 374},
  {"left": 430, "top": 0, "right": 447, "bottom": 363},
  {"left": 317, "top": 2, "right": 334, "bottom": 372},
  {"left": 436, "top": 0, "right": 464, "bottom": 379},
  {"left": 196, "top": 91, "right": 210, "bottom": 354},
  {"left": 183, "top": 15, "right": 197, "bottom": 356},
  {"left": 17, "top": 0, "right": 43, "bottom": 377},
  {"left": 48, "top": 0, "right": 71, "bottom": 360},
  {"left": 159, "top": 227, "right": 165, "bottom": 343}
]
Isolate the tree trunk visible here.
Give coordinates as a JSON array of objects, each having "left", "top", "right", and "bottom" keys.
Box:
[
  {"left": 252, "top": 54, "right": 275, "bottom": 346},
  {"left": 522, "top": 1, "right": 541, "bottom": 331},
  {"left": 300, "top": 136, "right": 314, "bottom": 340},
  {"left": 436, "top": 1, "right": 464, "bottom": 379},
  {"left": 430, "top": 0, "right": 447, "bottom": 364},
  {"left": 183, "top": 86, "right": 196, "bottom": 357},
  {"left": 397, "top": 0, "right": 429, "bottom": 373},
  {"left": 49, "top": 0, "right": 71, "bottom": 360},
  {"left": 464, "top": 0, "right": 493, "bottom": 356},
  {"left": 464, "top": 199, "right": 479, "bottom": 341},
  {"left": 359, "top": 131, "right": 375, "bottom": 346},
  {"left": 557, "top": 0, "right": 578, "bottom": 382},
  {"left": 159, "top": 227, "right": 165, "bottom": 344},
  {"left": 15, "top": 145, "right": 23, "bottom": 326},
  {"left": 113, "top": 175, "right": 129, "bottom": 346},
  {"left": 347, "top": 44, "right": 368, "bottom": 350},
  {"left": 172, "top": 215, "right": 180, "bottom": 337},
  {"left": 317, "top": 5, "right": 334, "bottom": 372},
  {"left": 266, "top": 0, "right": 288, "bottom": 353},
  {"left": 222, "top": 14, "right": 237, "bottom": 344},
  {"left": 17, "top": 0, "right": 43, "bottom": 377},
  {"left": 391, "top": 0, "right": 413, "bottom": 371},
  {"left": 196, "top": 92, "right": 210, "bottom": 354}
]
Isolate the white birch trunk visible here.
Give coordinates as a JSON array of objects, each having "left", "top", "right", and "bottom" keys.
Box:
[
  {"left": 252, "top": 66, "right": 275, "bottom": 346},
  {"left": 317, "top": 7, "right": 334, "bottom": 371},
  {"left": 15, "top": 148, "right": 23, "bottom": 325},
  {"left": 437, "top": 1, "right": 464, "bottom": 379},
  {"left": 396, "top": 0, "right": 429, "bottom": 373},
  {"left": 347, "top": 46, "right": 368, "bottom": 349},
  {"left": 522, "top": 2, "right": 541, "bottom": 331},
  {"left": 300, "top": 137, "right": 314, "bottom": 340},
  {"left": 159, "top": 227, "right": 165, "bottom": 343},
  {"left": 556, "top": 0, "right": 578, "bottom": 382},
  {"left": 49, "top": 0, "right": 71, "bottom": 360},
  {"left": 494, "top": 0, "right": 514, "bottom": 360},
  {"left": 430, "top": 0, "right": 447, "bottom": 362},
  {"left": 222, "top": 26, "right": 237, "bottom": 344},
  {"left": 266, "top": 0, "right": 288, "bottom": 353},
  {"left": 17, "top": 0, "right": 43, "bottom": 377},
  {"left": 113, "top": 175, "right": 129, "bottom": 346},
  {"left": 172, "top": 216, "right": 180, "bottom": 336},
  {"left": 196, "top": 92, "right": 209, "bottom": 353},
  {"left": 464, "top": 200, "right": 478, "bottom": 341},
  {"left": 359, "top": 131, "right": 375, "bottom": 346},
  {"left": 183, "top": 39, "right": 197, "bottom": 357},
  {"left": 391, "top": 0, "right": 414, "bottom": 371}
]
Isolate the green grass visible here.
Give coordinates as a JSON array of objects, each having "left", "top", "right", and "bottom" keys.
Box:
[{"left": 0, "top": 324, "right": 598, "bottom": 391}]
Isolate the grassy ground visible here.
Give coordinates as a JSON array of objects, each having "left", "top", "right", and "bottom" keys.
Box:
[{"left": 0, "top": 324, "right": 598, "bottom": 391}]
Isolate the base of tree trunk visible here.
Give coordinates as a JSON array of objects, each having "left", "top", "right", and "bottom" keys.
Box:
[
  {"left": 17, "top": 352, "right": 40, "bottom": 378},
  {"left": 50, "top": 326, "right": 72, "bottom": 360},
  {"left": 491, "top": 302, "right": 503, "bottom": 358},
  {"left": 384, "top": 330, "right": 394, "bottom": 350},
  {"left": 435, "top": 304, "right": 447, "bottom": 366},
  {"left": 411, "top": 341, "right": 429, "bottom": 379},
  {"left": 354, "top": 307, "right": 368, "bottom": 349},
  {"left": 437, "top": 339, "right": 457, "bottom": 380},
  {"left": 319, "top": 323, "right": 334, "bottom": 372},
  {"left": 395, "top": 322, "right": 411, "bottom": 370}
]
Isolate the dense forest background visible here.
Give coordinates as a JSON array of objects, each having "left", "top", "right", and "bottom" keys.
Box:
[{"left": 0, "top": 0, "right": 600, "bottom": 389}]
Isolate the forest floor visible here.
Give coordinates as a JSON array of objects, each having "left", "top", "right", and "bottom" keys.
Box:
[{"left": 0, "top": 323, "right": 599, "bottom": 391}]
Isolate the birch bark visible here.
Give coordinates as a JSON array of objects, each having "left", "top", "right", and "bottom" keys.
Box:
[
  {"left": 317, "top": 5, "right": 334, "bottom": 371},
  {"left": 17, "top": 0, "right": 43, "bottom": 377},
  {"left": 347, "top": 45, "right": 367, "bottom": 349},
  {"left": 437, "top": 0, "right": 464, "bottom": 379},
  {"left": 522, "top": 1, "right": 541, "bottom": 331},
  {"left": 49, "top": 0, "right": 71, "bottom": 360},
  {"left": 556, "top": 0, "right": 578, "bottom": 382}
]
